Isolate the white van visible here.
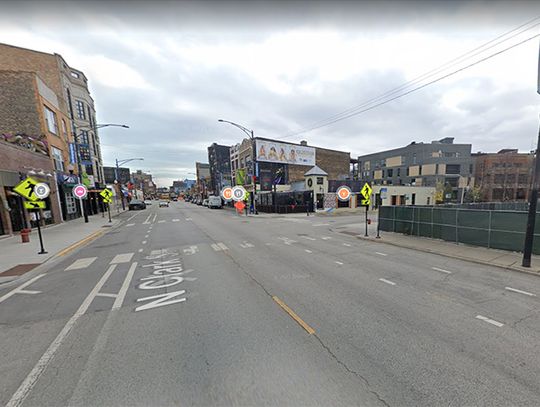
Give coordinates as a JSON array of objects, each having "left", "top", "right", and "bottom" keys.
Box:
[{"left": 208, "top": 196, "right": 222, "bottom": 209}]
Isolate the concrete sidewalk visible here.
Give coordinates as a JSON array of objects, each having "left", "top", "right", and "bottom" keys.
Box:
[
  {"left": 0, "top": 210, "right": 127, "bottom": 285},
  {"left": 334, "top": 222, "right": 540, "bottom": 276}
]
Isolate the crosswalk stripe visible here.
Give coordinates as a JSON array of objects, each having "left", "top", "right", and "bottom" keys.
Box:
[
  {"left": 218, "top": 242, "right": 228, "bottom": 251},
  {"left": 65, "top": 257, "right": 97, "bottom": 271},
  {"left": 158, "top": 220, "right": 166, "bottom": 224},
  {"left": 172, "top": 219, "right": 180, "bottom": 222},
  {"left": 211, "top": 243, "right": 221, "bottom": 251},
  {"left": 126, "top": 223, "right": 135, "bottom": 227},
  {"left": 321, "top": 236, "right": 332, "bottom": 240},
  {"left": 110, "top": 253, "right": 135, "bottom": 264}
]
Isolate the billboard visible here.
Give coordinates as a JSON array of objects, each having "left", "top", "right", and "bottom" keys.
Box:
[{"left": 256, "top": 140, "right": 315, "bottom": 166}]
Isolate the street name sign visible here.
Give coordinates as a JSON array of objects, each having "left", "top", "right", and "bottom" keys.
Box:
[
  {"left": 73, "top": 184, "right": 88, "bottom": 199},
  {"left": 336, "top": 186, "right": 352, "bottom": 201},
  {"left": 34, "top": 183, "right": 50, "bottom": 200},
  {"left": 13, "top": 177, "right": 40, "bottom": 201},
  {"left": 24, "top": 201, "right": 46, "bottom": 209}
]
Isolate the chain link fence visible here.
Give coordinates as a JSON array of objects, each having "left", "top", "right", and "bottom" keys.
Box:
[{"left": 379, "top": 205, "right": 540, "bottom": 254}]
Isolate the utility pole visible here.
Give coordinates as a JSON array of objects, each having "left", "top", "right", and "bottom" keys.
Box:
[{"left": 522, "top": 42, "right": 540, "bottom": 267}]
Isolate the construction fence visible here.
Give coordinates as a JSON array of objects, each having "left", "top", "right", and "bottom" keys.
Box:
[{"left": 378, "top": 205, "right": 540, "bottom": 254}]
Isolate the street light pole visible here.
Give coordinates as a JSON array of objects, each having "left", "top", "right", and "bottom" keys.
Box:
[
  {"left": 114, "top": 157, "right": 144, "bottom": 211},
  {"left": 218, "top": 119, "right": 258, "bottom": 215}
]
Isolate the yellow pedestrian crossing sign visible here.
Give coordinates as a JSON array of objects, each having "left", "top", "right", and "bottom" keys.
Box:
[
  {"left": 14, "top": 177, "right": 40, "bottom": 201},
  {"left": 100, "top": 188, "right": 113, "bottom": 199},
  {"left": 24, "top": 201, "right": 46, "bottom": 209},
  {"left": 360, "top": 183, "right": 372, "bottom": 206}
]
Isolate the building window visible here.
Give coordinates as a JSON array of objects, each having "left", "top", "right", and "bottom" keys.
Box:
[
  {"left": 418, "top": 166, "right": 422, "bottom": 175},
  {"left": 61, "top": 119, "right": 68, "bottom": 139},
  {"left": 80, "top": 130, "right": 89, "bottom": 145},
  {"left": 51, "top": 146, "right": 64, "bottom": 171},
  {"left": 435, "top": 164, "right": 439, "bottom": 174},
  {"left": 397, "top": 168, "right": 401, "bottom": 177},
  {"left": 445, "top": 177, "right": 459, "bottom": 187},
  {"left": 79, "top": 146, "right": 91, "bottom": 161},
  {"left": 76, "top": 100, "right": 86, "bottom": 120},
  {"left": 518, "top": 174, "right": 529, "bottom": 185},
  {"left": 316, "top": 177, "right": 324, "bottom": 185},
  {"left": 85, "top": 164, "right": 94, "bottom": 175},
  {"left": 44, "top": 106, "right": 58, "bottom": 134},
  {"left": 494, "top": 174, "right": 505, "bottom": 184},
  {"left": 65, "top": 193, "right": 77, "bottom": 214},
  {"left": 70, "top": 71, "right": 80, "bottom": 79},
  {"left": 469, "top": 164, "right": 473, "bottom": 174},
  {"left": 446, "top": 164, "right": 460, "bottom": 174},
  {"left": 387, "top": 169, "right": 393, "bottom": 177},
  {"left": 412, "top": 153, "right": 417, "bottom": 164}
]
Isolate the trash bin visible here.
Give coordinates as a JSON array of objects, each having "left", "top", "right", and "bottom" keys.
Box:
[{"left": 20, "top": 228, "right": 31, "bottom": 243}]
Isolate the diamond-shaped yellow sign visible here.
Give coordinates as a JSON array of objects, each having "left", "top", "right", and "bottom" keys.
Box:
[
  {"left": 14, "top": 177, "right": 40, "bottom": 201},
  {"left": 361, "top": 198, "right": 371, "bottom": 206},
  {"left": 100, "top": 188, "right": 113, "bottom": 199},
  {"left": 360, "top": 183, "right": 372, "bottom": 200},
  {"left": 103, "top": 197, "right": 112, "bottom": 204}
]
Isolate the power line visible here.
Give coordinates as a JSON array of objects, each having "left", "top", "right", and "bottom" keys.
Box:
[
  {"left": 280, "top": 17, "right": 540, "bottom": 139},
  {"left": 285, "top": 32, "right": 540, "bottom": 135}
]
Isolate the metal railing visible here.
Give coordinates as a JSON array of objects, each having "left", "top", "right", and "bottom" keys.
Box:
[{"left": 378, "top": 205, "right": 540, "bottom": 254}]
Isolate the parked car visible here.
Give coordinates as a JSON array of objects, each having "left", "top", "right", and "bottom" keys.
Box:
[
  {"left": 208, "top": 196, "right": 222, "bottom": 209},
  {"left": 144, "top": 199, "right": 152, "bottom": 205},
  {"left": 129, "top": 199, "right": 146, "bottom": 210},
  {"left": 196, "top": 198, "right": 203, "bottom": 205},
  {"left": 172, "top": 197, "right": 178, "bottom": 201},
  {"left": 202, "top": 199, "right": 209, "bottom": 207},
  {"left": 159, "top": 200, "right": 169, "bottom": 207}
]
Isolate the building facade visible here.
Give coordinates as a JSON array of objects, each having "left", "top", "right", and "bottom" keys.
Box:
[
  {"left": 131, "top": 170, "right": 156, "bottom": 198},
  {"left": 195, "top": 162, "right": 211, "bottom": 198},
  {"left": 473, "top": 149, "right": 534, "bottom": 201},
  {"left": 103, "top": 166, "right": 131, "bottom": 185},
  {"left": 357, "top": 137, "right": 474, "bottom": 202},
  {"left": 207, "top": 143, "right": 232, "bottom": 195}
]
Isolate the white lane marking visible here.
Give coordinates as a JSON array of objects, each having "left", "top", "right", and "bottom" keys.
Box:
[
  {"left": 211, "top": 243, "right": 221, "bottom": 251},
  {"left": 142, "top": 214, "right": 152, "bottom": 224},
  {"left": 6, "top": 265, "right": 117, "bottom": 407},
  {"left": 321, "top": 236, "right": 332, "bottom": 240},
  {"left": 505, "top": 287, "right": 536, "bottom": 297},
  {"left": 301, "top": 236, "right": 316, "bottom": 241},
  {"left": 343, "top": 243, "right": 352, "bottom": 247},
  {"left": 313, "top": 223, "right": 330, "bottom": 227},
  {"left": 0, "top": 274, "right": 45, "bottom": 304},
  {"left": 152, "top": 213, "right": 157, "bottom": 223},
  {"left": 305, "top": 249, "right": 313, "bottom": 253},
  {"left": 158, "top": 220, "right": 166, "bottom": 224},
  {"left": 110, "top": 253, "right": 134, "bottom": 264},
  {"left": 218, "top": 242, "right": 228, "bottom": 251},
  {"left": 432, "top": 267, "right": 452, "bottom": 274},
  {"left": 65, "top": 257, "right": 97, "bottom": 271},
  {"left": 95, "top": 292, "right": 117, "bottom": 299},
  {"left": 172, "top": 219, "right": 180, "bottom": 222},
  {"left": 379, "top": 278, "right": 396, "bottom": 286},
  {"left": 145, "top": 234, "right": 149, "bottom": 238},
  {"left": 16, "top": 289, "right": 41, "bottom": 295},
  {"left": 335, "top": 261, "right": 344, "bottom": 265},
  {"left": 278, "top": 237, "right": 297, "bottom": 245},
  {"left": 183, "top": 246, "right": 199, "bottom": 255},
  {"left": 135, "top": 290, "right": 186, "bottom": 312},
  {"left": 476, "top": 315, "right": 504, "bottom": 327},
  {"left": 138, "top": 248, "right": 143, "bottom": 253},
  {"left": 126, "top": 211, "right": 143, "bottom": 223},
  {"left": 375, "top": 252, "right": 388, "bottom": 256},
  {"left": 112, "top": 262, "right": 138, "bottom": 310},
  {"left": 265, "top": 243, "right": 272, "bottom": 246},
  {"left": 126, "top": 223, "right": 135, "bottom": 227},
  {"left": 240, "top": 242, "right": 255, "bottom": 248},
  {"left": 185, "top": 218, "right": 192, "bottom": 221},
  {"left": 142, "top": 240, "right": 147, "bottom": 245}
]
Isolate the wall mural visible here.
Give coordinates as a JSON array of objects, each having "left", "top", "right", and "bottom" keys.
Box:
[{"left": 1, "top": 133, "right": 49, "bottom": 156}]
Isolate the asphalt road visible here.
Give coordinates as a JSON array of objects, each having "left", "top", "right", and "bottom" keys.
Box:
[{"left": 1, "top": 201, "right": 540, "bottom": 406}]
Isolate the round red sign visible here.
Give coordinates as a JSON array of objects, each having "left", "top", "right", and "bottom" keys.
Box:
[{"left": 336, "top": 186, "right": 351, "bottom": 201}]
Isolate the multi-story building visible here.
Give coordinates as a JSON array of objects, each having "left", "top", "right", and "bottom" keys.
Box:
[
  {"left": 207, "top": 143, "right": 232, "bottom": 195},
  {"left": 473, "top": 149, "right": 534, "bottom": 201},
  {"left": 229, "top": 137, "right": 350, "bottom": 192},
  {"left": 103, "top": 166, "right": 130, "bottom": 185},
  {"left": 357, "top": 137, "right": 474, "bottom": 202},
  {"left": 131, "top": 170, "right": 156, "bottom": 198},
  {"left": 0, "top": 42, "right": 105, "bottom": 220},
  {"left": 0, "top": 70, "right": 66, "bottom": 234},
  {"left": 195, "top": 162, "right": 211, "bottom": 198}
]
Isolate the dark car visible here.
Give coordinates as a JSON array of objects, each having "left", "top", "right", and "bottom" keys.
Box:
[{"left": 128, "top": 199, "right": 146, "bottom": 210}]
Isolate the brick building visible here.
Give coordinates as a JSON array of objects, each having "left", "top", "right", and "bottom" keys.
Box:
[
  {"left": 0, "top": 43, "right": 105, "bottom": 220},
  {"left": 474, "top": 149, "right": 534, "bottom": 201},
  {"left": 207, "top": 143, "right": 232, "bottom": 195},
  {"left": 0, "top": 70, "right": 69, "bottom": 235}
]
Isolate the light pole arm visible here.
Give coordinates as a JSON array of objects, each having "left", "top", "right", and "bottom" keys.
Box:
[{"left": 218, "top": 119, "right": 253, "bottom": 139}]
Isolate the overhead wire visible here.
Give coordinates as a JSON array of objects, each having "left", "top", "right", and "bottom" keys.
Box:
[{"left": 278, "top": 17, "right": 540, "bottom": 140}]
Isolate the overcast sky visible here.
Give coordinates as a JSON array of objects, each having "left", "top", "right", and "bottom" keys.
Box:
[{"left": 1, "top": 0, "right": 540, "bottom": 187}]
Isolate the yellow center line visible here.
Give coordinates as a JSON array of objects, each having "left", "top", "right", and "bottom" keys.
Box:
[
  {"left": 57, "top": 231, "right": 103, "bottom": 257},
  {"left": 272, "top": 296, "right": 315, "bottom": 335}
]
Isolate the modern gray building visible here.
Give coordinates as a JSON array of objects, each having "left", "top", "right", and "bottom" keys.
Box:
[
  {"left": 357, "top": 137, "right": 474, "bottom": 202},
  {"left": 207, "top": 143, "right": 232, "bottom": 195}
]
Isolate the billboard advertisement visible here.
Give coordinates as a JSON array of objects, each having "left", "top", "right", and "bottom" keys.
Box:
[{"left": 256, "top": 140, "right": 315, "bottom": 166}]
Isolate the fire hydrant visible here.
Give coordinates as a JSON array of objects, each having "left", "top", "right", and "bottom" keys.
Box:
[{"left": 20, "top": 228, "right": 31, "bottom": 243}]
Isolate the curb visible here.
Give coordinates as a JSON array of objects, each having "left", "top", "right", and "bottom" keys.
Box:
[{"left": 346, "top": 232, "right": 540, "bottom": 278}]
